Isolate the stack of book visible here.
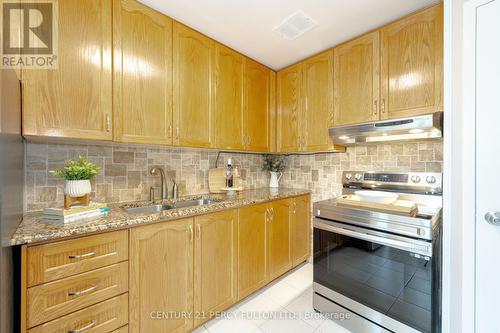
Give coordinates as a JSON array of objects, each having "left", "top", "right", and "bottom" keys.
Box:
[{"left": 40, "top": 203, "right": 109, "bottom": 224}]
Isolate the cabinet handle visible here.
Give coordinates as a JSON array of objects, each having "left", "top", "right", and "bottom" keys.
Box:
[
  {"left": 197, "top": 224, "right": 201, "bottom": 239},
  {"left": 297, "top": 136, "right": 301, "bottom": 148},
  {"left": 68, "top": 252, "right": 95, "bottom": 260},
  {"left": 105, "top": 113, "right": 111, "bottom": 132},
  {"left": 189, "top": 225, "right": 193, "bottom": 242},
  {"left": 293, "top": 202, "right": 297, "bottom": 214},
  {"left": 68, "top": 320, "right": 96, "bottom": 333},
  {"left": 176, "top": 124, "right": 180, "bottom": 140},
  {"left": 373, "top": 100, "right": 378, "bottom": 115},
  {"left": 301, "top": 136, "right": 306, "bottom": 148},
  {"left": 381, "top": 99, "right": 386, "bottom": 114},
  {"left": 168, "top": 125, "right": 172, "bottom": 138},
  {"left": 68, "top": 284, "right": 98, "bottom": 297}
]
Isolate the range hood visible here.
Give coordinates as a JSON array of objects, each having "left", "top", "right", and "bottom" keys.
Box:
[{"left": 329, "top": 112, "right": 443, "bottom": 145}]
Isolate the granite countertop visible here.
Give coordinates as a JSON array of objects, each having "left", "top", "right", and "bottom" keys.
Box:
[{"left": 11, "top": 188, "right": 310, "bottom": 246}]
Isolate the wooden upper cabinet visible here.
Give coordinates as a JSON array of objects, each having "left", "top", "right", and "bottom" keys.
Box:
[
  {"left": 302, "top": 50, "right": 334, "bottom": 151},
  {"left": 267, "top": 199, "right": 292, "bottom": 280},
  {"left": 173, "top": 23, "right": 215, "bottom": 148},
  {"left": 277, "top": 63, "right": 302, "bottom": 152},
  {"left": 238, "top": 203, "right": 268, "bottom": 299},
  {"left": 129, "top": 218, "right": 194, "bottom": 333},
  {"left": 334, "top": 32, "right": 380, "bottom": 126},
  {"left": 291, "top": 195, "right": 311, "bottom": 266},
  {"left": 113, "top": 0, "right": 173, "bottom": 145},
  {"left": 22, "top": 0, "right": 112, "bottom": 140},
  {"left": 194, "top": 210, "right": 238, "bottom": 326},
  {"left": 214, "top": 44, "right": 245, "bottom": 150},
  {"left": 380, "top": 4, "right": 443, "bottom": 119},
  {"left": 245, "top": 59, "right": 271, "bottom": 152}
]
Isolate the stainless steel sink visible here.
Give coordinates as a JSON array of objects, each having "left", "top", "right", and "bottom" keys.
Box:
[{"left": 124, "top": 198, "right": 216, "bottom": 214}]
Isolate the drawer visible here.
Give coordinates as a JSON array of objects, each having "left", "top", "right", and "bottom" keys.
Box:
[
  {"left": 28, "top": 294, "right": 128, "bottom": 333},
  {"left": 27, "top": 230, "right": 128, "bottom": 286},
  {"left": 28, "top": 262, "right": 128, "bottom": 328}
]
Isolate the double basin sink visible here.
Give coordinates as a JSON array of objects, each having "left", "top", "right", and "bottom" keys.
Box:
[{"left": 123, "top": 198, "right": 216, "bottom": 215}]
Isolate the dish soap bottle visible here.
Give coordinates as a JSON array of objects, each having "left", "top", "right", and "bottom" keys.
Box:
[{"left": 226, "top": 158, "right": 233, "bottom": 188}]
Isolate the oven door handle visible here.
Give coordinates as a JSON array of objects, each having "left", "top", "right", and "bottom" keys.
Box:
[{"left": 314, "top": 219, "right": 432, "bottom": 257}]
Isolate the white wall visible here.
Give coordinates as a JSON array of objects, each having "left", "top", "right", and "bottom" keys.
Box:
[{"left": 443, "top": 0, "right": 475, "bottom": 332}]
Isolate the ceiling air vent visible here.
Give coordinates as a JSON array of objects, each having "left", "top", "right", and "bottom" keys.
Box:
[{"left": 273, "top": 11, "right": 318, "bottom": 40}]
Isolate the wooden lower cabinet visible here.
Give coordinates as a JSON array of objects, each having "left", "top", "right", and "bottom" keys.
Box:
[
  {"left": 129, "top": 218, "right": 194, "bottom": 333},
  {"left": 267, "top": 198, "right": 293, "bottom": 280},
  {"left": 238, "top": 204, "right": 268, "bottom": 299},
  {"left": 194, "top": 210, "right": 238, "bottom": 326},
  {"left": 21, "top": 195, "right": 311, "bottom": 333},
  {"left": 291, "top": 195, "right": 311, "bottom": 266}
]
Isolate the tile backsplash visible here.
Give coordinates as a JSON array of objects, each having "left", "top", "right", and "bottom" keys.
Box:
[{"left": 25, "top": 141, "right": 442, "bottom": 212}]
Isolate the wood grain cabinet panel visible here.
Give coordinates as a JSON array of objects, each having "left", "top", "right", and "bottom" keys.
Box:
[
  {"left": 380, "top": 4, "right": 443, "bottom": 119},
  {"left": 129, "top": 218, "right": 194, "bottom": 333},
  {"left": 267, "top": 199, "right": 292, "bottom": 280},
  {"left": 194, "top": 210, "right": 238, "bottom": 326},
  {"left": 28, "top": 294, "right": 128, "bottom": 333},
  {"left": 173, "top": 23, "right": 215, "bottom": 148},
  {"left": 302, "top": 50, "right": 335, "bottom": 151},
  {"left": 277, "top": 64, "right": 302, "bottom": 152},
  {"left": 245, "top": 59, "right": 272, "bottom": 152},
  {"left": 237, "top": 204, "right": 268, "bottom": 299},
  {"left": 27, "top": 230, "right": 128, "bottom": 287},
  {"left": 291, "top": 195, "right": 311, "bottom": 266},
  {"left": 113, "top": 0, "right": 173, "bottom": 145},
  {"left": 27, "top": 262, "right": 128, "bottom": 328},
  {"left": 214, "top": 44, "right": 245, "bottom": 150},
  {"left": 22, "top": 0, "right": 112, "bottom": 140},
  {"left": 334, "top": 32, "right": 380, "bottom": 125}
]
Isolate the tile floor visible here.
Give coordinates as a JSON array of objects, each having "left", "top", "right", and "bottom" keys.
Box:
[{"left": 193, "top": 263, "right": 353, "bottom": 333}]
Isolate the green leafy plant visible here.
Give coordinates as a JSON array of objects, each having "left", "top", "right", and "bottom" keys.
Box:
[
  {"left": 262, "top": 154, "right": 286, "bottom": 172},
  {"left": 50, "top": 156, "right": 100, "bottom": 180}
]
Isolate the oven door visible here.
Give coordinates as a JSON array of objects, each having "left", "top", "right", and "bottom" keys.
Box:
[{"left": 313, "top": 218, "right": 433, "bottom": 333}]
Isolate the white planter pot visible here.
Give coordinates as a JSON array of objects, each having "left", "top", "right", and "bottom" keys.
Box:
[
  {"left": 269, "top": 171, "right": 282, "bottom": 188},
  {"left": 64, "top": 180, "right": 92, "bottom": 197}
]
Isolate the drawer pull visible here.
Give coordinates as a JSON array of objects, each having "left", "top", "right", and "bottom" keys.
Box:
[
  {"left": 68, "top": 320, "right": 96, "bottom": 333},
  {"left": 68, "top": 284, "right": 98, "bottom": 297},
  {"left": 68, "top": 252, "right": 96, "bottom": 260}
]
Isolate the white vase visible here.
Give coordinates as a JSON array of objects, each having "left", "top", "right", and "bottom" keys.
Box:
[
  {"left": 64, "top": 180, "right": 92, "bottom": 197},
  {"left": 269, "top": 171, "right": 282, "bottom": 188}
]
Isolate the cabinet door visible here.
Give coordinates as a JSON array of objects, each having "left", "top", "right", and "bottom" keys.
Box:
[
  {"left": 245, "top": 59, "right": 271, "bottom": 152},
  {"left": 267, "top": 199, "right": 292, "bottom": 280},
  {"left": 238, "top": 204, "right": 268, "bottom": 299},
  {"left": 380, "top": 4, "right": 443, "bottom": 119},
  {"left": 173, "top": 23, "right": 214, "bottom": 148},
  {"left": 22, "top": 0, "right": 112, "bottom": 140},
  {"left": 303, "top": 50, "right": 334, "bottom": 151},
  {"left": 334, "top": 32, "right": 380, "bottom": 125},
  {"left": 291, "top": 195, "right": 311, "bottom": 266},
  {"left": 277, "top": 64, "right": 302, "bottom": 152},
  {"left": 214, "top": 44, "right": 245, "bottom": 149},
  {"left": 129, "top": 218, "right": 193, "bottom": 333},
  {"left": 194, "top": 210, "right": 238, "bottom": 326},
  {"left": 113, "top": 0, "right": 173, "bottom": 145}
]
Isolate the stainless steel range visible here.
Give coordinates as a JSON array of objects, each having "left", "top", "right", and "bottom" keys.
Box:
[{"left": 313, "top": 171, "right": 442, "bottom": 333}]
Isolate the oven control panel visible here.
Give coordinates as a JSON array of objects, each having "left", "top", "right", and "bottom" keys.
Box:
[{"left": 342, "top": 171, "right": 442, "bottom": 195}]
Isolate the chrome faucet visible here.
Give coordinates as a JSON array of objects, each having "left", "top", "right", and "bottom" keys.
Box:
[
  {"left": 150, "top": 167, "right": 168, "bottom": 200},
  {"left": 172, "top": 179, "right": 178, "bottom": 200}
]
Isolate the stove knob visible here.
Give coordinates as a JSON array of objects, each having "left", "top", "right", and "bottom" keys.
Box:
[
  {"left": 426, "top": 176, "right": 436, "bottom": 184},
  {"left": 411, "top": 175, "right": 421, "bottom": 183},
  {"left": 354, "top": 173, "right": 363, "bottom": 181},
  {"left": 345, "top": 173, "right": 353, "bottom": 180}
]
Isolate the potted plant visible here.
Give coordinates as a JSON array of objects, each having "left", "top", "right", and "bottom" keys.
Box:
[
  {"left": 262, "top": 154, "right": 286, "bottom": 188},
  {"left": 51, "top": 156, "right": 100, "bottom": 197}
]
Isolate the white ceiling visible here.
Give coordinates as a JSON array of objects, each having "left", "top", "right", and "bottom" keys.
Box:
[{"left": 138, "top": 0, "right": 439, "bottom": 70}]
